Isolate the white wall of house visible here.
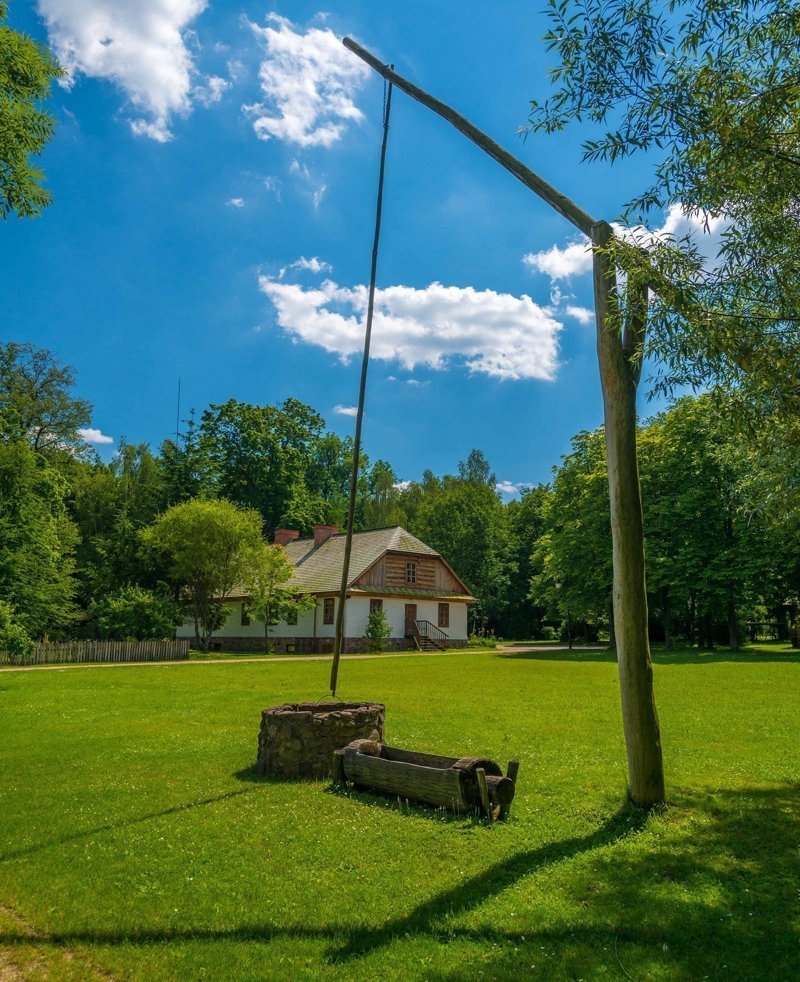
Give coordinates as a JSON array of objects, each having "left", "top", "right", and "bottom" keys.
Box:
[
  {"left": 177, "top": 595, "right": 469, "bottom": 641},
  {"left": 346, "top": 597, "right": 468, "bottom": 640}
]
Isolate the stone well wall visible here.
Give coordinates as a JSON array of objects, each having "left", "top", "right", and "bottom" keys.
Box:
[{"left": 257, "top": 701, "right": 386, "bottom": 779}]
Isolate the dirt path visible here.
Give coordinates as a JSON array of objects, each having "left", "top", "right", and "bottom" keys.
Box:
[{"left": 0, "top": 648, "right": 466, "bottom": 674}]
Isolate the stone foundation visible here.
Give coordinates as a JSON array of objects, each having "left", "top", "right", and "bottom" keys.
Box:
[
  {"left": 257, "top": 701, "right": 386, "bottom": 778},
  {"left": 193, "top": 636, "right": 417, "bottom": 654}
]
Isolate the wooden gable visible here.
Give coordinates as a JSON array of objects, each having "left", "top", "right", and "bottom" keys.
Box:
[{"left": 353, "top": 550, "right": 470, "bottom": 596}]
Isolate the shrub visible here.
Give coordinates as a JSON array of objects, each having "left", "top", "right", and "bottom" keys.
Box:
[
  {"left": 90, "top": 587, "right": 181, "bottom": 641},
  {"left": 540, "top": 625, "right": 558, "bottom": 641},
  {"left": 363, "top": 606, "right": 391, "bottom": 652},
  {"left": 0, "top": 600, "right": 32, "bottom": 663},
  {"left": 467, "top": 631, "right": 499, "bottom": 649}
]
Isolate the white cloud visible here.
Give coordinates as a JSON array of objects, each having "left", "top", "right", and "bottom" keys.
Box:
[
  {"left": 565, "top": 305, "right": 594, "bottom": 325},
  {"left": 280, "top": 256, "right": 333, "bottom": 278},
  {"left": 263, "top": 176, "right": 282, "bottom": 199},
  {"left": 244, "top": 13, "right": 369, "bottom": 146},
  {"left": 79, "top": 427, "right": 114, "bottom": 445},
  {"left": 312, "top": 183, "right": 327, "bottom": 209},
  {"left": 393, "top": 480, "right": 412, "bottom": 491},
  {"left": 226, "top": 197, "right": 245, "bottom": 208},
  {"left": 523, "top": 204, "right": 729, "bottom": 282},
  {"left": 258, "top": 277, "right": 562, "bottom": 381},
  {"left": 37, "top": 0, "right": 219, "bottom": 141},
  {"left": 194, "top": 74, "right": 229, "bottom": 107},
  {"left": 333, "top": 404, "right": 358, "bottom": 417},
  {"left": 289, "top": 159, "right": 310, "bottom": 179},
  {"left": 496, "top": 480, "right": 519, "bottom": 496},
  {"left": 523, "top": 239, "right": 593, "bottom": 280}
]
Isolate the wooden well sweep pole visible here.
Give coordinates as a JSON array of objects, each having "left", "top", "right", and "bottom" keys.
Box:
[
  {"left": 343, "top": 39, "right": 666, "bottom": 806},
  {"left": 330, "top": 78, "right": 394, "bottom": 698}
]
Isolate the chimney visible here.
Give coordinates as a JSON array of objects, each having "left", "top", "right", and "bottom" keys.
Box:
[
  {"left": 274, "top": 528, "right": 300, "bottom": 547},
  {"left": 313, "top": 523, "right": 339, "bottom": 547}
]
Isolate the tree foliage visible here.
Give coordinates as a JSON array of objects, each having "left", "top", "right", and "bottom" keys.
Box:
[
  {"left": 527, "top": 0, "right": 800, "bottom": 404},
  {"left": 143, "top": 499, "right": 263, "bottom": 651},
  {"left": 0, "top": 342, "right": 92, "bottom": 453},
  {"left": 243, "top": 542, "right": 314, "bottom": 652},
  {"left": 0, "top": 440, "right": 76, "bottom": 636},
  {"left": 89, "top": 586, "right": 181, "bottom": 641},
  {"left": 0, "top": 2, "right": 63, "bottom": 218}
]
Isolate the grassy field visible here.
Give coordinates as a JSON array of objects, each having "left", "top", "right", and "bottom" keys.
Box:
[{"left": 1, "top": 645, "right": 798, "bottom": 980}]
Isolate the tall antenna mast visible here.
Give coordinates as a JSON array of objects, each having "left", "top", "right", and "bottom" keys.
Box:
[{"left": 175, "top": 378, "right": 181, "bottom": 444}]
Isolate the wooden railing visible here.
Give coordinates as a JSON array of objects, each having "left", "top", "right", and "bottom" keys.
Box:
[
  {"left": 1, "top": 639, "right": 191, "bottom": 667},
  {"left": 414, "top": 620, "right": 449, "bottom": 651}
]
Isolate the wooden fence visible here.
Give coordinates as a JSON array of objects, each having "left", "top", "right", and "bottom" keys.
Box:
[{"left": 1, "top": 638, "right": 190, "bottom": 667}]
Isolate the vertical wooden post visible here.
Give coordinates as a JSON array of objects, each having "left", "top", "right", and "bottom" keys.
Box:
[
  {"left": 592, "top": 221, "right": 665, "bottom": 808},
  {"left": 476, "top": 767, "right": 491, "bottom": 818},
  {"left": 330, "top": 79, "right": 394, "bottom": 697}
]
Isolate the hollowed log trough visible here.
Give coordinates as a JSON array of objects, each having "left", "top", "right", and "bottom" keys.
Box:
[{"left": 334, "top": 739, "right": 519, "bottom": 820}]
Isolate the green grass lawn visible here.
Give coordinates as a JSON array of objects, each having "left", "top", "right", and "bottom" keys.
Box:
[{"left": 1, "top": 646, "right": 798, "bottom": 980}]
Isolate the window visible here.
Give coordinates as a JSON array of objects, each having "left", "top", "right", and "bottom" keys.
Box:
[
  {"left": 323, "top": 597, "right": 335, "bottom": 624},
  {"left": 286, "top": 609, "right": 298, "bottom": 626},
  {"left": 369, "top": 598, "right": 383, "bottom": 614},
  {"left": 241, "top": 603, "right": 250, "bottom": 627},
  {"left": 406, "top": 562, "right": 417, "bottom": 584},
  {"left": 438, "top": 603, "right": 450, "bottom": 629}
]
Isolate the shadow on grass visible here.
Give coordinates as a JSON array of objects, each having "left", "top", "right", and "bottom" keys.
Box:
[
  {"left": 325, "top": 782, "right": 488, "bottom": 827},
  {"left": 496, "top": 646, "right": 799, "bottom": 665},
  {"left": 1, "top": 786, "right": 797, "bottom": 978},
  {"left": 0, "top": 789, "right": 250, "bottom": 864}
]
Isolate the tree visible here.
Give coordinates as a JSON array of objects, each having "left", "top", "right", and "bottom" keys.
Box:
[
  {"left": 531, "top": 430, "right": 614, "bottom": 640},
  {"left": 363, "top": 605, "right": 391, "bottom": 652},
  {"left": 0, "top": 342, "right": 92, "bottom": 454},
  {"left": 0, "top": 2, "right": 63, "bottom": 218},
  {"left": 243, "top": 542, "right": 314, "bottom": 653},
  {"left": 0, "top": 439, "right": 76, "bottom": 637},
  {"left": 410, "top": 453, "right": 510, "bottom": 631},
  {"left": 198, "top": 399, "right": 330, "bottom": 531},
  {"left": 527, "top": 0, "right": 800, "bottom": 406},
  {"left": 89, "top": 586, "right": 181, "bottom": 641},
  {"left": 497, "top": 485, "right": 549, "bottom": 639},
  {"left": 143, "top": 499, "right": 263, "bottom": 651},
  {"left": 0, "top": 599, "right": 31, "bottom": 662}
]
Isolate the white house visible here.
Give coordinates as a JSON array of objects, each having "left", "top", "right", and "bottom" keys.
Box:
[{"left": 177, "top": 524, "right": 474, "bottom": 653}]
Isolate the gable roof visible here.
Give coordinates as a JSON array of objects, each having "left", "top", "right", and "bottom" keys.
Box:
[{"left": 284, "top": 526, "right": 440, "bottom": 595}]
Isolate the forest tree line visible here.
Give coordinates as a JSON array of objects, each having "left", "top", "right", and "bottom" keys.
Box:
[{"left": 1, "top": 342, "right": 797, "bottom": 650}]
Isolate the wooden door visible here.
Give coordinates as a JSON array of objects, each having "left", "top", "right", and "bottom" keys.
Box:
[{"left": 404, "top": 603, "right": 417, "bottom": 637}]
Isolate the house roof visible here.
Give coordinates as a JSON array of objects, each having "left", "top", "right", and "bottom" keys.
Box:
[
  {"left": 284, "top": 526, "right": 440, "bottom": 594},
  {"left": 224, "top": 526, "right": 474, "bottom": 601}
]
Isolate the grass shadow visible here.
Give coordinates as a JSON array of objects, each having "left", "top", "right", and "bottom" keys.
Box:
[
  {"left": 1, "top": 785, "right": 796, "bottom": 977},
  {"left": 325, "top": 781, "right": 488, "bottom": 826},
  {"left": 496, "top": 646, "right": 799, "bottom": 665},
  {"left": 0, "top": 789, "right": 250, "bottom": 864}
]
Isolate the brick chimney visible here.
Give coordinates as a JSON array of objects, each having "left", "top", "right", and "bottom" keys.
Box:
[
  {"left": 313, "top": 523, "right": 339, "bottom": 547},
  {"left": 274, "top": 528, "right": 300, "bottom": 547}
]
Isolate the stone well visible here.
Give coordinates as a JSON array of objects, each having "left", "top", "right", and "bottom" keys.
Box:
[{"left": 256, "top": 701, "right": 386, "bottom": 779}]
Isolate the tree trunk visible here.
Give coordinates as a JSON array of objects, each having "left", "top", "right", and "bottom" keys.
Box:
[
  {"left": 592, "top": 223, "right": 665, "bottom": 808},
  {"left": 661, "top": 588, "right": 672, "bottom": 650},
  {"left": 727, "top": 597, "right": 739, "bottom": 651},
  {"left": 608, "top": 601, "right": 616, "bottom": 650}
]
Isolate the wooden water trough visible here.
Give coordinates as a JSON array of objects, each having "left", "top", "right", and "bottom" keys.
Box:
[{"left": 333, "top": 738, "right": 519, "bottom": 820}]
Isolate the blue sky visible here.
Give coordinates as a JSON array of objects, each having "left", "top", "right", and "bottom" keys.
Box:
[{"left": 4, "top": 1, "right": 691, "bottom": 492}]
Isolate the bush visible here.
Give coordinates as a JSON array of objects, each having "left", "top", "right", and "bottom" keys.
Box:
[
  {"left": 467, "top": 631, "right": 500, "bottom": 649},
  {"left": 0, "top": 600, "right": 33, "bottom": 663},
  {"left": 363, "top": 607, "right": 391, "bottom": 652},
  {"left": 540, "top": 625, "right": 558, "bottom": 641},
  {"left": 89, "top": 587, "right": 181, "bottom": 641}
]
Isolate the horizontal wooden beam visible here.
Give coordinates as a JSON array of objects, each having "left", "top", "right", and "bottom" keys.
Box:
[{"left": 343, "top": 37, "right": 597, "bottom": 238}]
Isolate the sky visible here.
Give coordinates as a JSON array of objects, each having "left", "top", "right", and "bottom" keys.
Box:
[{"left": 3, "top": 1, "right": 707, "bottom": 493}]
